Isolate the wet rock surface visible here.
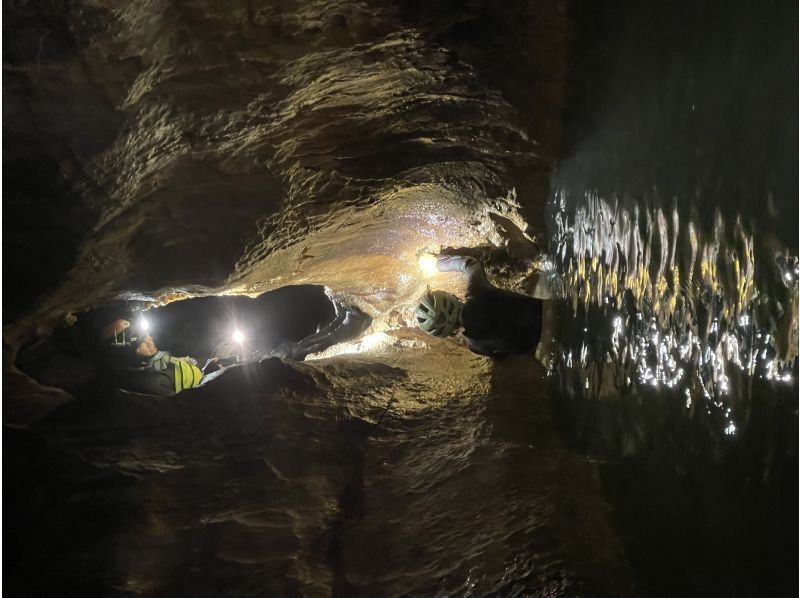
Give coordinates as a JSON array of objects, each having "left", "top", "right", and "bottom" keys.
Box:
[
  {"left": 7, "top": 350, "right": 632, "bottom": 597},
  {"left": 3, "top": 0, "right": 562, "bottom": 333}
]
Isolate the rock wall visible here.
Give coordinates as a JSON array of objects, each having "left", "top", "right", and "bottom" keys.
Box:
[{"left": 4, "top": 0, "right": 566, "bottom": 343}]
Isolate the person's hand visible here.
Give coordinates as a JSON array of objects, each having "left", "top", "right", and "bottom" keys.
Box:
[{"left": 436, "top": 254, "right": 468, "bottom": 273}]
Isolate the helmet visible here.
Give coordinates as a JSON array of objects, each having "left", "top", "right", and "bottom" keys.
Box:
[
  {"left": 101, "top": 318, "right": 148, "bottom": 350},
  {"left": 415, "top": 290, "right": 463, "bottom": 337}
]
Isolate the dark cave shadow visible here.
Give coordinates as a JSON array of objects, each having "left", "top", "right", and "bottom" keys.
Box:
[{"left": 2, "top": 425, "right": 141, "bottom": 597}]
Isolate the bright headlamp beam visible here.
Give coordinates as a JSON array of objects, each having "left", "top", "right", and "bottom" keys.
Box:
[
  {"left": 139, "top": 317, "right": 150, "bottom": 332},
  {"left": 418, "top": 253, "right": 439, "bottom": 277},
  {"left": 232, "top": 329, "right": 245, "bottom": 344}
]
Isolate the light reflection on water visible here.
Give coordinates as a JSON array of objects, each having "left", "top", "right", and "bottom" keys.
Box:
[{"left": 546, "top": 190, "right": 797, "bottom": 438}]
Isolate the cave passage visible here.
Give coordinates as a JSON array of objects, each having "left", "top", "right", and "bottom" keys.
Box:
[{"left": 16, "top": 285, "right": 372, "bottom": 397}]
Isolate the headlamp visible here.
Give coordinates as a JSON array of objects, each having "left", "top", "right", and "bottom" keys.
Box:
[
  {"left": 138, "top": 316, "right": 150, "bottom": 333},
  {"left": 418, "top": 253, "right": 439, "bottom": 277}
]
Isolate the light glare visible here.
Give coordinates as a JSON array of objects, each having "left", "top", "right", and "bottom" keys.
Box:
[{"left": 418, "top": 253, "right": 439, "bottom": 277}]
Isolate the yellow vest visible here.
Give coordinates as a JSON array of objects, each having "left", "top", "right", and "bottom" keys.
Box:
[{"left": 172, "top": 359, "right": 204, "bottom": 393}]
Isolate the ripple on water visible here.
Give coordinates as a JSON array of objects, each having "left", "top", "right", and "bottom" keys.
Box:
[{"left": 546, "top": 189, "right": 798, "bottom": 457}]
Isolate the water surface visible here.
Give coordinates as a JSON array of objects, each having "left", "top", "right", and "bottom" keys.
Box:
[{"left": 544, "top": 1, "right": 798, "bottom": 594}]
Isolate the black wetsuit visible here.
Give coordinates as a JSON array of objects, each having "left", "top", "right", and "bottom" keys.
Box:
[
  {"left": 119, "top": 365, "right": 176, "bottom": 396},
  {"left": 437, "top": 256, "right": 543, "bottom": 358},
  {"left": 118, "top": 351, "right": 206, "bottom": 396}
]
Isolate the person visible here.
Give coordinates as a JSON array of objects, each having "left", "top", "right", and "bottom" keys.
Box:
[
  {"left": 415, "top": 255, "right": 543, "bottom": 358},
  {"left": 101, "top": 318, "right": 210, "bottom": 396}
]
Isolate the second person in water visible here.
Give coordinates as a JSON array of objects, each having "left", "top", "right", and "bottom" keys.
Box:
[{"left": 415, "top": 255, "right": 543, "bottom": 358}]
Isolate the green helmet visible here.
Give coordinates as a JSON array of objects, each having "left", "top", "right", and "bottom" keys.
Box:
[{"left": 415, "top": 290, "right": 463, "bottom": 337}]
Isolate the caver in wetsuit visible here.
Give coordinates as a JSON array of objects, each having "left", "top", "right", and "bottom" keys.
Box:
[
  {"left": 415, "top": 255, "right": 543, "bottom": 358},
  {"left": 120, "top": 350, "right": 207, "bottom": 396},
  {"left": 102, "top": 318, "right": 208, "bottom": 396}
]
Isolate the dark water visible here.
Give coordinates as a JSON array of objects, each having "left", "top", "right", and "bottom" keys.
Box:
[{"left": 544, "top": 0, "right": 798, "bottom": 595}]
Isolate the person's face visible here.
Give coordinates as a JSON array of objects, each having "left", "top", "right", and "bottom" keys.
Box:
[{"left": 135, "top": 335, "right": 157, "bottom": 357}]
